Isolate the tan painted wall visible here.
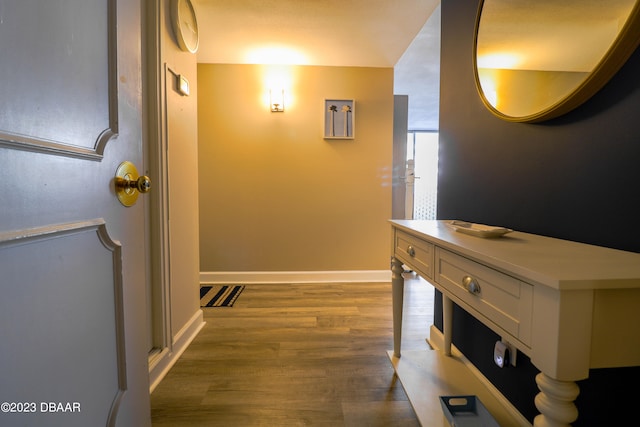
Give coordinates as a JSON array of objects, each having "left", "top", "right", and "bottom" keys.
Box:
[{"left": 198, "top": 64, "right": 394, "bottom": 272}]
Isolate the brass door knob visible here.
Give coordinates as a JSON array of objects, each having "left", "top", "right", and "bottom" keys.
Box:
[{"left": 115, "top": 161, "right": 152, "bottom": 207}]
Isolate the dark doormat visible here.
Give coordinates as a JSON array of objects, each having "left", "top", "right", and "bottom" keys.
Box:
[{"left": 200, "top": 285, "right": 245, "bottom": 307}]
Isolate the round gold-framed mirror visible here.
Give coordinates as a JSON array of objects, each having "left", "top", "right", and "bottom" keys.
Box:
[{"left": 474, "top": 0, "right": 640, "bottom": 122}]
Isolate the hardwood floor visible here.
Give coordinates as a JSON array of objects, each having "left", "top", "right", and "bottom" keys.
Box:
[{"left": 150, "top": 272, "right": 434, "bottom": 426}]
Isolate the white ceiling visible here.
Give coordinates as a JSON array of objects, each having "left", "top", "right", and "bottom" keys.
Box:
[
  {"left": 395, "top": 5, "right": 441, "bottom": 130},
  {"left": 193, "top": 0, "right": 440, "bottom": 67},
  {"left": 192, "top": 0, "right": 442, "bottom": 130}
]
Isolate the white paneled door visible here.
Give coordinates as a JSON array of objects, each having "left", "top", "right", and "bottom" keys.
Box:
[{"left": 0, "top": 1, "right": 151, "bottom": 426}]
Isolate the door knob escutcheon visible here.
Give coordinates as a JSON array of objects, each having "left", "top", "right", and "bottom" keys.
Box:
[{"left": 115, "top": 161, "right": 151, "bottom": 207}]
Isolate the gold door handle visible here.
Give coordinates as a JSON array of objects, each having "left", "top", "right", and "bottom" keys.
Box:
[{"left": 115, "top": 161, "right": 151, "bottom": 207}]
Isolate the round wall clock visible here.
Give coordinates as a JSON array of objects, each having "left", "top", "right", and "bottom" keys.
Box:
[{"left": 171, "top": 0, "right": 199, "bottom": 53}]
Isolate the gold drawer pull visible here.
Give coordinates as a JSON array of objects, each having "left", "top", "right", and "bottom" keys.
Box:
[
  {"left": 463, "top": 275, "right": 481, "bottom": 295},
  {"left": 407, "top": 245, "right": 416, "bottom": 257}
]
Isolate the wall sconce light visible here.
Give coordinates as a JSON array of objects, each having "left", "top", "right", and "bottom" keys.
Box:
[{"left": 270, "top": 89, "right": 284, "bottom": 112}]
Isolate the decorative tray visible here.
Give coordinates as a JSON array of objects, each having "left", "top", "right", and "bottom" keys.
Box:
[{"left": 446, "top": 220, "right": 513, "bottom": 238}]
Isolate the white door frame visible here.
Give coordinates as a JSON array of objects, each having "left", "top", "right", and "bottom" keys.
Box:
[{"left": 144, "top": 0, "right": 173, "bottom": 387}]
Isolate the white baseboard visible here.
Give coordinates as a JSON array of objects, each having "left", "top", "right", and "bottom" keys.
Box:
[
  {"left": 200, "top": 270, "right": 391, "bottom": 284},
  {"left": 148, "top": 309, "right": 205, "bottom": 393},
  {"left": 428, "top": 325, "right": 532, "bottom": 426}
]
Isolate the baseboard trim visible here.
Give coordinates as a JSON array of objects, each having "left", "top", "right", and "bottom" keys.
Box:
[
  {"left": 428, "top": 325, "right": 532, "bottom": 426},
  {"left": 200, "top": 270, "right": 391, "bottom": 284},
  {"left": 148, "top": 309, "right": 205, "bottom": 393}
]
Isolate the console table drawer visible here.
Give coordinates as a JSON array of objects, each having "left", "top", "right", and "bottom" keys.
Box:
[
  {"left": 394, "top": 230, "right": 434, "bottom": 280},
  {"left": 435, "top": 248, "right": 533, "bottom": 346}
]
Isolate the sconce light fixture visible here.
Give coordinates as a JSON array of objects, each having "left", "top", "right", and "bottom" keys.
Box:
[{"left": 270, "top": 88, "right": 284, "bottom": 112}]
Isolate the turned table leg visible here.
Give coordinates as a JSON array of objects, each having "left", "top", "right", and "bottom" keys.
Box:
[
  {"left": 533, "top": 373, "right": 580, "bottom": 427},
  {"left": 391, "top": 257, "right": 405, "bottom": 358}
]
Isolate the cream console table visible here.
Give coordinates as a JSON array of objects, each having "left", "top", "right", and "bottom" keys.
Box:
[{"left": 390, "top": 220, "right": 640, "bottom": 427}]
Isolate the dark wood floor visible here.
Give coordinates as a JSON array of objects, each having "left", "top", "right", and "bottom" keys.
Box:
[{"left": 150, "top": 273, "right": 434, "bottom": 426}]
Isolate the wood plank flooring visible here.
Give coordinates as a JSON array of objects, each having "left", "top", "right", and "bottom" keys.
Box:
[{"left": 150, "top": 272, "right": 434, "bottom": 426}]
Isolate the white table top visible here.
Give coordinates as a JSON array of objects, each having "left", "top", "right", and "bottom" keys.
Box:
[{"left": 390, "top": 220, "right": 640, "bottom": 290}]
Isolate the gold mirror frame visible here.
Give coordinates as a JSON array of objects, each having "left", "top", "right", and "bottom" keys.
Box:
[{"left": 474, "top": 0, "right": 640, "bottom": 123}]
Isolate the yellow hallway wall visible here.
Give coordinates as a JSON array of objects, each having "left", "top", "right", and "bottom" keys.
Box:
[{"left": 198, "top": 64, "right": 394, "bottom": 272}]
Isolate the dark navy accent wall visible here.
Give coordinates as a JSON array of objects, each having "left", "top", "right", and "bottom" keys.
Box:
[{"left": 436, "top": 1, "right": 640, "bottom": 425}]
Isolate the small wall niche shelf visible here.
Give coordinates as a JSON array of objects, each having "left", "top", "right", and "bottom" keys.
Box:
[{"left": 324, "top": 99, "right": 354, "bottom": 139}]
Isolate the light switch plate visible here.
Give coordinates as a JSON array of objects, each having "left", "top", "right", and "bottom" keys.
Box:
[{"left": 178, "top": 74, "right": 190, "bottom": 96}]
